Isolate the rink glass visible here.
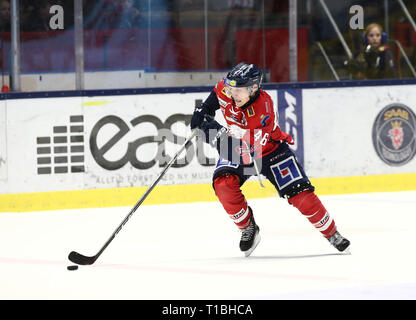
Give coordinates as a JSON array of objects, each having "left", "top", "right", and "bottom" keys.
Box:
[{"left": 0, "top": 0, "right": 415, "bottom": 91}]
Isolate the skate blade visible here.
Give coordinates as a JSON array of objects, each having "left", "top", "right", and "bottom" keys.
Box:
[
  {"left": 243, "top": 233, "right": 261, "bottom": 257},
  {"left": 341, "top": 245, "right": 351, "bottom": 255}
]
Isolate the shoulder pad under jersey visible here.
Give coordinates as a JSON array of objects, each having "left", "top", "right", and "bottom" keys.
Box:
[{"left": 215, "top": 79, "right": 232, "bottom": 99}]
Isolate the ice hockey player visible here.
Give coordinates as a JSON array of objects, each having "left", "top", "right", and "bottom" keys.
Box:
[{"left": 190, "top": 62, "right": 350, "bottom": 257}]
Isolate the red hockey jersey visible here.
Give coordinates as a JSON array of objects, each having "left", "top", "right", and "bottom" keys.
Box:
[{"left": 213, "top": 80, "right": 293, "bottom": 159}]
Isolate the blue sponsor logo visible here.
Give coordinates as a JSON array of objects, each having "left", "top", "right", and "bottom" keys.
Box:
[
  {"left": 277, "top": 89, "right": 304, "bottom": 167},
  {"left": 270, "top": 156, "right": 303, "bottom": 190},
  {"left": 216, "top": 157, "right": 239, "bottom": 169}
]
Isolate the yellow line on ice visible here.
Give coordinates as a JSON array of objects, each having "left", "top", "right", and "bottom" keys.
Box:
[{"left": 0, "top": 173, "right": 415, "bottom": 213}]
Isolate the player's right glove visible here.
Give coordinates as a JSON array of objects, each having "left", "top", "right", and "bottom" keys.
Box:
[
  {"left": 199, "top": 115, "right": 227, "bottom": 145},
  {"left": 190, "top": 105, "right": 207, "bottom": 129},
  {"left": 199, "top": 115, "right": 246, "bottom": 164}
]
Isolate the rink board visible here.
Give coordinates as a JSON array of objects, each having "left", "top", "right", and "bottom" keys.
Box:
[
  {"left": 0, "top": 81, "right": 415, "bottom": 212},
  {"left": 0, "top": 173, "right": 415, "bottom": 212},
  {"left": 0, "top": 101, "right": 6, "bottom": 181},
  {"left": 302, "top": 85, "right": 416, "bottom": 176}
]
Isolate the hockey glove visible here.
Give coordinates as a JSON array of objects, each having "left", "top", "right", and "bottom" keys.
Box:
[
  {"left": 199, "top": 115, "right": 227, "bottom": 145},
  {"left": 199, "top": 116, "right": 245, "bottom": 164},
  {"left": 190, "top": 105, "right": 207, "bottom": 129},
  {"left": 286, "top": 135, "right": 294, "bottom": 145}
]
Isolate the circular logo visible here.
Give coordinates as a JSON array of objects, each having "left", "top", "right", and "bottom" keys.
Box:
[{"left": 372, "top": 103, "right": 416, "bottom": 166}]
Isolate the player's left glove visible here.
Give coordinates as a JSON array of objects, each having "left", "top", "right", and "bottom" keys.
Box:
[
  {"left": 199, "top": 115, "right": 228, "bottom": 145},
  {"left": 270, "top": 132, "right": 294, "bottom": 146},
  {"left": 199, "top": 116, "right": 244, "bottom": 164}
]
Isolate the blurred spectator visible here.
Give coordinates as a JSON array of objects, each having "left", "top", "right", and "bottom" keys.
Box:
[
  {"left": 0, "top": 0, "right": 10, "bottom": 32},
  {"left": 348, "top": 23, "right": 398, "bottom": 80},
  {"left": 22, "top": 0, "right": 51, "bottom": 31}
]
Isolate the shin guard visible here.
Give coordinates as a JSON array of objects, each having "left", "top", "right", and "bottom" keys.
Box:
[
  {"left": 288, "top": 190, "right": 337, "bottom": 238},
  {"left": 213, "top": 174, "right": 252, "bottom": 230}
]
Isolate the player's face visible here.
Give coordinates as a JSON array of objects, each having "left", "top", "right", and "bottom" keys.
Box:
[
  {"left": 228, "top": 86, "right": 251, "bottom": 107},
  {"left": 367, "top": 27, "right": 382, "bottom": 48}
]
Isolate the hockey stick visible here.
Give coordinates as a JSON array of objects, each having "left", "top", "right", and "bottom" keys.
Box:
[
  {"left": 242, "top": 140, "right": 264, "bottom": 188},
  {"left": 252, "top": 159, "right": 265, "bottom": 188},
  {"left": 68, "top": 130, "right": 197, "bottom": 265}
]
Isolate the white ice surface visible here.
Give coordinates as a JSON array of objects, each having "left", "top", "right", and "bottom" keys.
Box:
[{"left": 0, "top": 191, "right": 415, "bottom": 300}]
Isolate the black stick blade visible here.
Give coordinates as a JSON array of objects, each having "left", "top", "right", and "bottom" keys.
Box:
[{"left": 68, "top": 251, "right": 97, "bottom": 265}]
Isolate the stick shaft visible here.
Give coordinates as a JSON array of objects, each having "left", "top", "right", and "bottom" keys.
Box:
[
  {"left": 87, "top": 131, "right": 197, "bottom": 263},
  {"left": 253, "top": 159, "right": 265, "bottom": 188}
]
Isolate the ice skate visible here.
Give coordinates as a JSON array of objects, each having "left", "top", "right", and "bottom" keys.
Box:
[
  {"left": 239, "top": 210, "right": 260, "bottom": 257},
  {"left": 328, "top": 231, "right": 350, "bottom": 253}
]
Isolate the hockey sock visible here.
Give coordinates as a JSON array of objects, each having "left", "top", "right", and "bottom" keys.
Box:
[
  {"left": 288, "top": 190, "right": 337, "bottom": 238},
  {"left": 213, "top": 174, "right": 252, "bottom": 230}
]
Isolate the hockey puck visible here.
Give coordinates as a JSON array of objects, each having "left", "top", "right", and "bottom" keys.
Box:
[{"left": 67, "top": 265, "right": 79, "bottom": 271}]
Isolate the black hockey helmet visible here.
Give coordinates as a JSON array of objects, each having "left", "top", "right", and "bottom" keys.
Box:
[{"left": 224, "top": 62, "right": 263, "bottom": 88}]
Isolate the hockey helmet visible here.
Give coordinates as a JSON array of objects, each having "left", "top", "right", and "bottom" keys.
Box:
[{"left": 224, "top": 62, "right": 263, "bottom": 88}]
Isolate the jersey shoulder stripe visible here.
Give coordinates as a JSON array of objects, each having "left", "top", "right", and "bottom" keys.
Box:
[{"left": 214, "top": 79, "right": 233, "bottom": 100}]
